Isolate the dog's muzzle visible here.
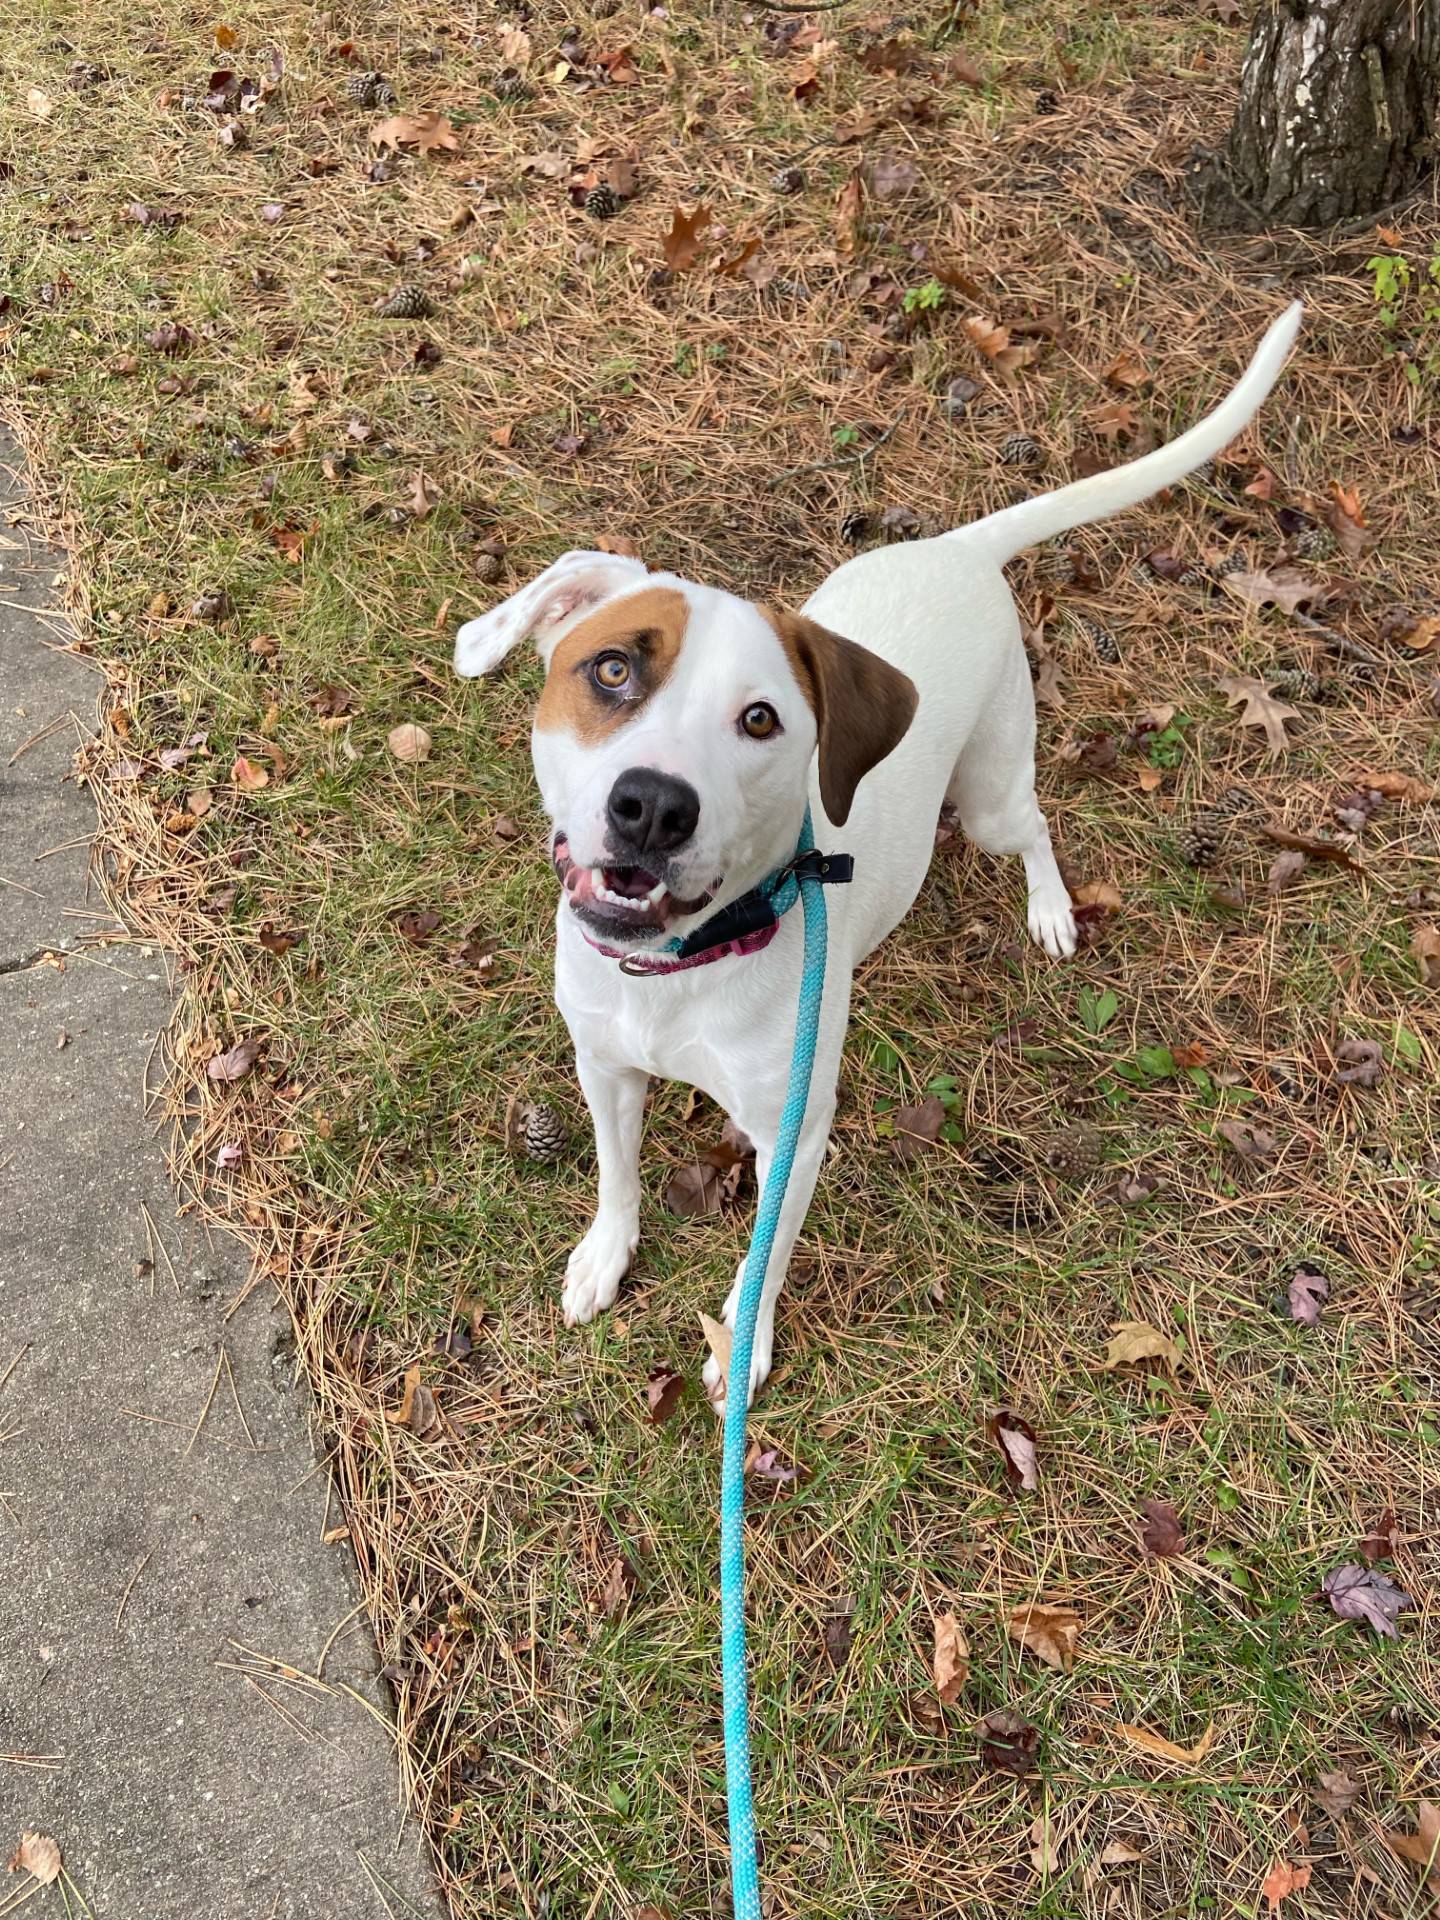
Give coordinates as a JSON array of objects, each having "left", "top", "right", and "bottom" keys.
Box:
[{"left": 552, "top": 832, "right": 717, "bottom": 940}]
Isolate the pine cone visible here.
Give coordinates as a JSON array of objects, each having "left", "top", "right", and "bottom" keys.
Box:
[
  {"left": 770, "top": 165, "right": 806, "bottom": 194},
  {"left": 999, "top": 432, "right": 1044, "bottom": 469},
  {"left": 1176, "top": 562, "right": 1213, "bottom": 588},
  {"left": 1071, "top": 613, "right": 1121, "bottom": 664},
  {"left": 1214, "top": 783, "right": 1257, "bottom": 818},
  {"left": 346, "top": 70, "right": 395, "bottom": 108},
  {"left": 1034, "top": 89, "right": 1061, "bottom": 114},
  {"left": 1043, "top": 1124, "right": 1102, "bottom": 1180},
  {"left": 493, "top": 67, "right": 530, "bottom": 99},
  {"left": 375, "top": 284, "right": 434, "bottom": 319},
  {"left": 1179, "top": 810, "right": 1229, "bottom": 869},
  {"left": 1293, "top": 524, "right": 1336, "bottom": 561},
  {"left": 1268, "top": 666, "right": 1325, "bottom": 702},
  {"left": 1187, "top": 456, "right": 1217, "bottom": 489},
  {"left": 472, "top": 546, "right": 505, "bottom": 586},
  {"left": 1035, "top": 537, "right": 1075, "bottom": 584},
  {"left": 519, "top": 1102, "right": 567, "bottom": 1164},
  {"left": 584, "top": 181, "right": 621, "bottom": 220},
  {"left": 840, "top": 508, "right": 872, "bottom": 546},
  {"left": 1214, "top": 550, "right": 1250, "bottom": 576}
]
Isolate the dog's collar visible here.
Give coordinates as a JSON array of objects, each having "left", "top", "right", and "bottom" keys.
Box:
[{"left": 583, "top": 813, "right": 853, "bottom": 978}]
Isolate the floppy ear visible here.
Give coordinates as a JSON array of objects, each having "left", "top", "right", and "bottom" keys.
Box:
[
  {"left": 770, "top": 611, "right": 918, "bottom": 827},
  {"left": 454, "top": 550, "right": 649, "bottom": 678}
]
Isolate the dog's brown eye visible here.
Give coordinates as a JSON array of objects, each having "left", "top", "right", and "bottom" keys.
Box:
[
  {"left": 593, "top": 653, "right": 631, "bottom": 691},
  {"left": 741, "top": 703, "right": 779, "bottom": 739}
]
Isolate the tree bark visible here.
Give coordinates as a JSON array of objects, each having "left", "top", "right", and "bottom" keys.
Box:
[{"left": 1196, "top": 0, "right": 1440, "bottom": 229}]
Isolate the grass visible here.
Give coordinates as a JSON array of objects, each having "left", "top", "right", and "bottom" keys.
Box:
[{"left": 2, "top": 1, "right": 1438, "bottom": 1915}]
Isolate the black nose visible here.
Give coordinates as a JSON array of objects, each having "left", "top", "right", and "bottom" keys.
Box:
[{"left": 606, "top": 768, "right": 700, "bottom": 857}]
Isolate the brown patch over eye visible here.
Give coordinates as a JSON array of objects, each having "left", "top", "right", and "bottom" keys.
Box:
[{"left": 535, "top": 586, "right": 690, "bottom": 741}]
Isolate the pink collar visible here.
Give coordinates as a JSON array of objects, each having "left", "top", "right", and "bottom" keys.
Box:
[{"left": 583, "top": 918, "right": 781, "bottom": 977}]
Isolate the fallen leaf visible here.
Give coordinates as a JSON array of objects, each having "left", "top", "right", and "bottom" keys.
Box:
[
  {"left": 26, "top": 89, "right": 54, "bottom": 120},
  {"left": 206, "top": 1034, "right": 263, "bottom": 1083},
  {"left": 387, "top": 722, "right": 432, "bottom": 763},
  {"left": 933, "top": 1610, "right": 969, "bottom": 1703},
  {"left": 394, "top": 908, "right": 443, "bottom": 946},
  {"left": 1411, "top": 926, "right": 1440, "bottom": 986},
  {"left": 1007, "top": 1601, "right": 1081, "bottom": 1671},
  {"left": 750, "top": 1446, "right": 798, "bottom": 1483},
  {"left": 599, "top": 1555, "right": 635, "bottom": 1619},
  {"left": 870, "top": 154, "right": 919, "bottom": 198},
  {"left": 1358, "top": 1509, "right": 1400, "bottom": 1564},
  {"left": 1139, "top": 1498, "right": 1185, "bottom": 1558},
  {"left": 1243, "top": 465, "right": 1279, "bottom": 500},
  {"left": 1268, "top": 849, "right": 1308, "bottom": 893},
  {"left": 408, "top": 469, "right": 440, "bottom": 520},
  {"left": 1287, "top": 1265, "right": 1328, "bottom": 1326},
  {"left": 257, "top": 923, "right": 303, "bottom": 955},
  {"left": 369, "top": 111, "right": 461, "bottom": 157},
  {"left": 646, "top": 1364, "right": 685, "bottom": 1425},
  {"left": 1333, "top": 1037, "right": 1383, "bottom": 1087},
  {"left": 822, "top": 1605, "right": 854, "bottom": 1670},
  {"left": 1098, "top": 1840, "right": 1145, "bottom": 1866},
  {"left": 1090, "top": 398, "right": 1139, "bottom": 443},
  {"left": 665, "top": 1135, "right": 749, "bottom": 1217},
  {"left": 662, "top": 205, "right": 711, "bottom": 273},
  {"left": 231, "top": 752, "right": 269, "bottom": 791},
  {"left": 522, "top": 148, "right": 568, "bottom": 179},
  {"left": 833, "top": 168, "right": 867, "bottom": 259},
  {"left": 1388, "top": 1801, "right": 1440, "bottom": 1885},
  {"left": 698, "top": 1311, "right": 732, "bottom": 1379},
  {"left": 6, "top": 1833, "right": 61, "bottom": 1884},
  {"left": 1029, "top": 1810, "right": 1063, "bottom": 1875},
  {"left": 1314, "top": 1768, "right": 1362, "bottom": 1820},
  {"left": 947, "top": 47, "right": 985, "bottom": 86},
  {"left": 1358, "top": 769, "right": 1430, "bottom": 802},
  {"left": 1115, "top": 1720, "right": 1215, "bottom": 1767},
  {"left": 1217, "top": 676, "right": 1302, "bottom": 757},
  {"left": 1258, "top": 824, "right": 1363, "bottom": 872},
  {"left": 1261, "top": 1860, "right": 1312, "bottom": 1912},
  {"left": 1219, "top": 567, "right": 1325, "bottom": 616},
  {"left": 715, "top": 234, "right": 763, "bottom": 278},
  {"left": 1110, "top": 1171, "right": 1161, "bottom": 1205},
  {"left": 1320, "top": 1562, "right": 1412, "bottom": 1638},
  {"left": 1102, "top": 348, "right": 1149, "bottom": 390},
  {"left": 1072, "top": 879, "right": 1122, "bottom": 912},
  {"left": 499, "top": 23, "right": 532, "bottom": 68},
  {"left": 963, "top": 314, "right": 1037, "bottom": 378},
  {"left": 1325, "top": 481, "right": 1375, "bottom": 560},
  {"left": 891, "top": 1094, "right": 946, "bottom": 1162},
  {"left": 1216, "top": 1117, "right": 1279, "bottom": 1164},
  {"left": 977, "top": 1708, "right": 1039, "bottom": 1775},
  {"left": 1101, "top": 1320, "right": 1180, "bottom": 1372},
  {"left": 215, "top": 1141, "right": 243, "bottom": 1172},
  {"left": 989, "top": 1408, "right": 1039, "bottom": 1491},
  {"left": 214, "top": 22, "right": 238, "bottom": 48},
  {"left": 1381, "top": 611, "right": 1440, "bottom": 653}
]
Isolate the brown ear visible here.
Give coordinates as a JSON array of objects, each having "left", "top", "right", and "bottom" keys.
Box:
[{"left": 770, "top": 611, "right": 918, "bottom": 826}]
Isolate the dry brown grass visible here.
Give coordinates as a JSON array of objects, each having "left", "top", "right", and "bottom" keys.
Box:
[{"left": 2, "top": 1, "right": 1438, "bottom": 1914}]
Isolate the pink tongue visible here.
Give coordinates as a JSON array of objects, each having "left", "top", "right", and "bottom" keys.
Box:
[{"left": 605, "top": 868, "right": 658, "bottom": 900}]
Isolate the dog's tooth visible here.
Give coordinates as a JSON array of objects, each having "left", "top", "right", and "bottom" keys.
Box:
[
  {"left": 590, "top": 868, "right": 604, "bottom": 891},
  {"left": 646, "top": 880, "right": 667, "bottom": 905}
]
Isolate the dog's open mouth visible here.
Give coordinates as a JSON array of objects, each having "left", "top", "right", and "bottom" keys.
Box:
[{"left": 552, "top": 833, "right": 715, "bottom": 938}]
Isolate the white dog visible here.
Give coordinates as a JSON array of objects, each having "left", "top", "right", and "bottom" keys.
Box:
[{"left": 456, "top": 303, "right": 1301, "bottom": 1409}]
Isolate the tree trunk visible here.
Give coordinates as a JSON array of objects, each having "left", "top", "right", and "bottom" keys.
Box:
[{"left": 1197, "top": 0, "right": 1440, "bottom": 229}]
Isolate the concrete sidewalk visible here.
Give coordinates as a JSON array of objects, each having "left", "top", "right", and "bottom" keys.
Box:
[{"left": 0, "top": 441, "right": 438, "bottom": 1915}]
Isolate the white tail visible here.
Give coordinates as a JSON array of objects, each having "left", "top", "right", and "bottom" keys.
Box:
[{"left": 964, "top": 301, "right": 1303, "bottom": 563}]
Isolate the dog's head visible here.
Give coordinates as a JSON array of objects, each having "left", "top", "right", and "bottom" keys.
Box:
[{"left": 454, "top": 552, "right": 916, "bottom": 951}]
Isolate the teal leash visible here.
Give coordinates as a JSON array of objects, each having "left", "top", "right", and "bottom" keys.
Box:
[{"left": 719, "top": 807, "right": 830, "bottom": 1920}]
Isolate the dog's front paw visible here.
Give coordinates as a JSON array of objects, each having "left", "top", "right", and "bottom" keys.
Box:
[
  {"left": 1026, "top": 885, "right": 1078, "bottom": 960},
  {"left": 561, "top": 1215, "right": 636, "bottom": 1327}
]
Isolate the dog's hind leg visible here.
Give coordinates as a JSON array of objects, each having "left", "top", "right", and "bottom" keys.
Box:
[
  {"left": 561, "top": 1051, "right": 648, "bottom": 1327},
  {"left": 948, "top": 644, "right": 1076, "bottom": 959}
]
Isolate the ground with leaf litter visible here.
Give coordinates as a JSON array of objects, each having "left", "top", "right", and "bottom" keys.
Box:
[{"left": 2, "top": 2, "right": 1437, "bottom": 1915}]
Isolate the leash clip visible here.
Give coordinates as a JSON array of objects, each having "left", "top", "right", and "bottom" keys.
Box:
[{"left": 784, "top": 848, "right": 854, "bottom": 887}]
